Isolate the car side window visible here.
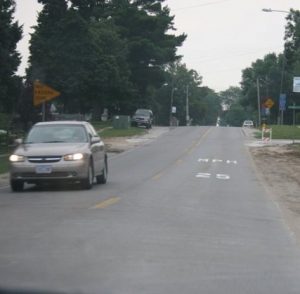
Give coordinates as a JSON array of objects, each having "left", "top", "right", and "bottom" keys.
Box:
[{"left": 86, "top": 123, "right": 100, "bottom": 140}]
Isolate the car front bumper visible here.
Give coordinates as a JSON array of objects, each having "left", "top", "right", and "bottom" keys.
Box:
[{"left": 10, "top": 159, "right": 89, "bottom": 183}]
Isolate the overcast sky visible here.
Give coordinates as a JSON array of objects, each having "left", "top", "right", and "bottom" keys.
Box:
[{"left": 15, "top": 0, "right": 299, "bottom": 92}]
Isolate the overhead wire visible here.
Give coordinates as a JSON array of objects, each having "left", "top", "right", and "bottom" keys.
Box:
[
  {"left": 185, "top": 46, "right": 284, "bottom": 64},
  {"left": 172, "top": 0, "right": 234, "bottom": 11}
]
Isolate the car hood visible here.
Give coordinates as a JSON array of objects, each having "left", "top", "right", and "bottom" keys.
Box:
[
  {"left": 14, "top": 143, "right": 88, "bottom": 156},
  {"left": 133, "top": 115, "right": 149, "bottom": 119}
]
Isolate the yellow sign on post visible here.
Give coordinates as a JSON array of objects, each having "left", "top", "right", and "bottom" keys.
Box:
[
  {"left": 33, "top": 81, "right": 60, "bottom": 106},
  {"left": 264, "top": 98, "right": 274, "bottom": 109}
]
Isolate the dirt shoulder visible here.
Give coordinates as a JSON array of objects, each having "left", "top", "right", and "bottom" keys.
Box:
[
  {"left": 249, "top": 143, "right": 300, "bottom": 243},
  {"left": 103, "top": 127, "right": 170, "bottom": 154}
]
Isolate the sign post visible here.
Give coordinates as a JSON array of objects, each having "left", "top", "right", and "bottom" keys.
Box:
[
  {"left": 264, "top": 98, "right": 274, "bottom": 109},
  {"left": 262, "top": 98, "right": 274, "bottom": 125},
  {"left": 34, "top": 81, "right": 60, "bottom": 121},
  {"left": 288, "top": 104, "right": 300, "bottom": 126},
  {"left": 279, "top": 94, "right": 286, "bottom": 125}
]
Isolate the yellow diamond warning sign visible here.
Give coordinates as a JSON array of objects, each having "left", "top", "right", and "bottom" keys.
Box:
[
  {"left": 33, "top": 81, "right": 60, "bottom": 106},
  {"left": 264, "top": 98, "right": 274, "bottom": 109}
]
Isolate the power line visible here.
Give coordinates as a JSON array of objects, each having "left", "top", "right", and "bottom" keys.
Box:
[
  {"left": 172, "top": 0, "right": 234, "bottom": 11},
  {"left": 204, "top": 67, "right": 244, "bottom": 74},
  {"left": 187, "top": 46, "right": 283, "bottom": 64}
]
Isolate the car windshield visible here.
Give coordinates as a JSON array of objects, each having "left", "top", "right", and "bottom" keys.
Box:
[
  {"left": 25, "top": 125, "right": 88, "bottom": 143},
  {"left": 135, "top": 109, "right": 150, "bottom": 116}
]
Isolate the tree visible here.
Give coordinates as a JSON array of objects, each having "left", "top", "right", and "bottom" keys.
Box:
[
  {"left": 284, "top": 9, "right": 300, "bottom": 72},
  {"left": 240, "top": 53, "right": 285, "bottom": 124},
  {"left": 282, "top": 9, "right": 300, "bottom": 124},
  {"left": 110, "top": 0, "right": 186, "bottom": 107},
  {"left": 0, "top": 0, "right": 22, "bottom": 113},
  {"left": 151, "top": 62, "right": 203, "bottom": 125},
  {"left": 200, "top": 91, "right": 221, "bottom": 126},
  {"left": 224, "top": 103, "right": 247, "bottom": 127},
  {"left": 151, "top": 62, "right": 221, "bottom": 126},
  {"left": 28, "top": 0, "right": 131, "bottom": 116},
  {"left": 27, "top": 0, "right": 186, "bottom": 117},
  {"left": 219, "top": 86, "right": 242, "bottom": 110}
]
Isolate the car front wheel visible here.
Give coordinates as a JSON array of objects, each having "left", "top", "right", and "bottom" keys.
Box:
[
  {"left": 96, "top": 158, "right": 108, "bottom": 184},
  {"left": 81, "top": 162, "right": 93, "bottom": 190}
]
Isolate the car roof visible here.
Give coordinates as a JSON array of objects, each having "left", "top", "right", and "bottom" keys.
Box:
[
  {"left": 136, "top": 108, "right": 152, "bottom": 111},
  {"left": 34, "top": 121, "right": 89, "bottom": 126}
]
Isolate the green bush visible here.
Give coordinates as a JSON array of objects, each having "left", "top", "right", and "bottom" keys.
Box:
[
  {"left": 0, "top": 132, "right": 7, "bottom": 145},
  {"left": 0, "top": 113, "right": 9, "bottom": 130}
]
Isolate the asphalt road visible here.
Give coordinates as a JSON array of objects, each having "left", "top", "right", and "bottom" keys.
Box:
[{"left": 1, "top": 126, "right": 300, "bottom": 294}]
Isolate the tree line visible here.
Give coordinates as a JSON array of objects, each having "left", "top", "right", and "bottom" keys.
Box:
[
  {"left": 220, "top": 9, "right": 300, "bottom": 127},
  {"left": 1, "top": 1, "right": 300, "bottom": 130},
  {"left": 0, "top": 0, "right": 222, "bottom": 130}
]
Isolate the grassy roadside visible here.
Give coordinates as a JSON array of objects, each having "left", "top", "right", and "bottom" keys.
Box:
[
  {"left": 99, "top": 127, "right": 146, "bottom": 138},
  {"left": 271, "top": 125, "right": 300, "bottom": 140},
  {"left": 0, "top": 156, "right": 9, "bottom": 175},
  {"left": 0, "top": 145, "right": 12, "bottom": 175},
  {"left": 255, "top": 125, "right": 300, "bottom": 140},
  {"left": 92, "top": 120, "right": 147, "bottom": 138}
]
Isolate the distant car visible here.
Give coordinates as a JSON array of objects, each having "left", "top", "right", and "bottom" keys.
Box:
[
  {"left": 242, "top": 120, "right": 254, "bottom": 128},
  {"left": 9, "top": 121, "right": 108, "bottom": 192},
  {"left": 131, "top": 109, "right": 153, "bottom": 129}
]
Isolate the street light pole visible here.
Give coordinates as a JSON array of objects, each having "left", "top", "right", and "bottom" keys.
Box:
[
  {"left": 262, "top": 7, "right": 289, "bottom": 125},
  {"left": 262, "top": 8, "right": 289, "bottom": 13}
]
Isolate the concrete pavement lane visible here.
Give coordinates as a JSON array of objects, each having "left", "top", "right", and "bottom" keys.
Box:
[{"left": 0, "top": 126, "right": 300, "bottom": 294}]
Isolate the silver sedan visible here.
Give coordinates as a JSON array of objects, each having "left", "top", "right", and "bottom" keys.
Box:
[{"left": 9, "top": 121, "right": 108, "bottom": 191}]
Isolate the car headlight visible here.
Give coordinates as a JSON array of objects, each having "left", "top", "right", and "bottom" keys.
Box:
[
  {"left": 9, "top": 154, "right": 25, "bottom": 162},
  {"left": 63, "top": 153, "right": 84, "bottom": 161}
]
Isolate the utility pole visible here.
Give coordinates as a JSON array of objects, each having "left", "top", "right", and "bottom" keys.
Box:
[
  {"left": 186, "top": 85, "right": 190, "bottom": 126},
  {"left": 170, "top": 87, "right": 176, "bottom": 126},
  {"left": 256, "top": 78, "right": 261, "bottom": 127}
]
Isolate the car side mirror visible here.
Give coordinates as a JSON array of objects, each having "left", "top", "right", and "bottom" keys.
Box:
[
  {"left": 91, "top": 137, "right": 100, "bottom": 144},
  {"left": 14, "top": 138, "right": 23, "bottom": 145}
]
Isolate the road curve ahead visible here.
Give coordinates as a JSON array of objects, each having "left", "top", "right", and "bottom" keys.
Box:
[{"left": 0, "top": 126, "right": 300, "bottom": 294}]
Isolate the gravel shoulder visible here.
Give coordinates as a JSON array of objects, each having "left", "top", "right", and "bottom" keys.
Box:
[{"left": 247, "top": 132, "right": 300, "bottom": 244}]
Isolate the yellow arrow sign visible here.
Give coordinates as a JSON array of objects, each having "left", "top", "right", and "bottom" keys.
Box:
[{"left": 33, "top": 81, "right": 60, "bottom": 106}]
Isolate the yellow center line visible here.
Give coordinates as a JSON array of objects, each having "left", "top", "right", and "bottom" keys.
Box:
[
  {"left": 152, "top": 127, "right": 212, "bottom": 181},
  {"left": 152, "top": 172, "right": 164, "bottom": 180},
  {"left": 196, "top": 127, "right": 211, "bottom": 146},
  {"left": 176, "top": 159, "right": 183, "bottom": 165},
  {"left": 90, "top": 197, "right": 121, "bottom": 209}
]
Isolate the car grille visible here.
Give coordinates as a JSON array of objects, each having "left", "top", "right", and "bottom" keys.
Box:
[{"left": 28, "top": 156, "right": 62, "bottom": 163}]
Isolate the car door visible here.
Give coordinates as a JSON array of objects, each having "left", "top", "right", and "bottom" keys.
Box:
[{"left": 86, "top": 124, "right": 104, "bottom": 176}]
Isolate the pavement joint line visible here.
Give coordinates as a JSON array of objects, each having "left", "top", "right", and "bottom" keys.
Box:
[{"left": 90, "top": 197, "right": 121, "bottom": 209}]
